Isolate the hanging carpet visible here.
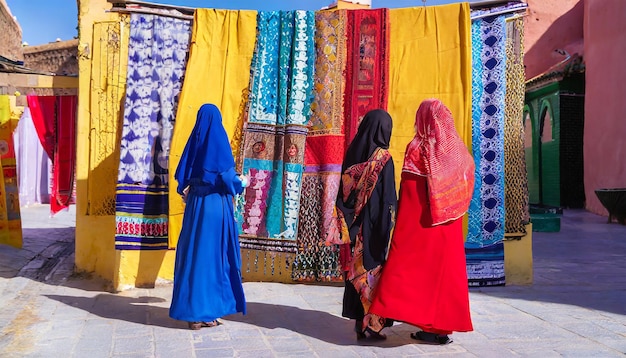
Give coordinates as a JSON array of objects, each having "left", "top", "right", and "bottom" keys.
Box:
[{"left": 237, "top": 10, "right": 316, "bottom": 277}]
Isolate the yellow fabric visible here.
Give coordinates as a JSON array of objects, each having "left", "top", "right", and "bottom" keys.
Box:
[
  {"left": 168, "top": 9, "right": 258, "bottom": 248},
  {"left": 387, "top": 4, "right": 472, "bottom": 189}
]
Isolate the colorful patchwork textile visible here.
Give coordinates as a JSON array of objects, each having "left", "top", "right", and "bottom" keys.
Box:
[
  {"left": 238, "top": 11, "right": 316, "bottom": 255},
  {"left": 292, "top": 10, "right": 347, "bottom": 282},
  {"left": 466, "top": 16, "right": 507, "bottom": 285},
  {"left": 115, "top": 13, "right": 191, "bottom": 250},
  {"left": 344, "top": 9, "right": 389, "bottom": 148}
]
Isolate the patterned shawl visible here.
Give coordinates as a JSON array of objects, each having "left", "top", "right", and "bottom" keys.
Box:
[{"left": 403, "top": 99, "right": 475, "bottom": 226}]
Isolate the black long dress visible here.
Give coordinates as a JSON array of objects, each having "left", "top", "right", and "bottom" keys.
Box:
[{"left": 335, "top": 109, "right": 397, "bottom": 321}]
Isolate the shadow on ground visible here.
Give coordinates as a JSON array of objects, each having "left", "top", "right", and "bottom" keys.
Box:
[
  {"left": 44, "top": 293, "right": 420, "bottom": 347},
  {"left": 471, "top": 209, "right": 626, "bottom": 316}
]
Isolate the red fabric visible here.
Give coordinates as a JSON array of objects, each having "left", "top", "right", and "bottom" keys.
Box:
[
  {"left": 344, "top": 9, "right": 389, "bottom": 151},
  {"left": 369, "top": 173, "right": 473, "bottom": 334},
  {"left": 27, "top": 95, "right": 77, "bottom": 215},
  {"left": 26, "top": 95, "right": 56, "bottom": 159},
  {"left": 304, "top": 135, "right": 344, "bottom": 165},
  {"left": 402, "top": 99, "right": 475, "bottom": 225},
  {"left": 51, "top": 96, "right": 77, "bottom": 214}
]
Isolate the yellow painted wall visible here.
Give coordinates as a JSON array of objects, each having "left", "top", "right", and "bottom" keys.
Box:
[
  {"left": 75, "top": 0, "right": 119, "bottom": 286},
  {"left": 504, "top": 223, "right": 533, "bottom": 285}
]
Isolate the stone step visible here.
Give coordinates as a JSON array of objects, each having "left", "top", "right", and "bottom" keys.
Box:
[{"left": 531, "top": 213, "right": 561, "bottom": 232}]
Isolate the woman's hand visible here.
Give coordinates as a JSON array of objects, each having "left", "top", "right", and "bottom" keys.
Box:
[
  {"left": 240, "top": 175, "right": 250, "bottom": 188},
  {"left": 182, "top": 186, "right": 190, "bottom": 203}
]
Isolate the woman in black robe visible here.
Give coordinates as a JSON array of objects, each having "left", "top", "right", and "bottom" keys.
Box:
[{"left": 333, "top": 109, "right": 397, "bottom": 340}]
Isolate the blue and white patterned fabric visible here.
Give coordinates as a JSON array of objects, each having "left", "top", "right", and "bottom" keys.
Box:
[
  {"left": 118, "top": 14, "right": 191, "bottom": 185},
  {"left": 465, "top": 15, "right": 507, "bottom": 286},
  {"left": 467, "top": 15, "right": 506, "bottom": 248},
  {"left": 115, "top": 14, "right": 191, "bottom": 250}
]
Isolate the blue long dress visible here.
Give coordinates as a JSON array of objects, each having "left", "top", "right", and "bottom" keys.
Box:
[{"left": 169, "top": 104, "right": 246, "bottom": 322}]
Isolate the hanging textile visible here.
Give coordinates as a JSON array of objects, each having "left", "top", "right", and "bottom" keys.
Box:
[
  {"left": 504, "top": 17, "right": 530, "bottom": 236},
  {"left": 87, "top": 18, "right": 131, "bottom": 217},
  {"left": 114, "top": 13, "right": 191, "bottom": 250},
  {"left": 343, "top": 9, "right": 390, "bottom": 148},
  {"left": 26, "top": 95, "right": 77, "bottom": 216},
  {"left": 237, "top": 10, "right": 316, "bottom": 276},
  {"left": 292, "top": 10, "right": 348, "bottom": 282},
  {"left": 14, "top": 107, "right": 51, "bottom": 207},
  {"left": 168, "top": 9, "right": 258, "bottom": 249},
  {"left": 26, "top": 96, "right": 55, "bottom": 159},
  {"left": 387, "top": 4, "right": 473, "bottom": 187},
  {"left": 466, "top": 15, "right": 507, "bottom": 286},
  {"left": 0, "top": 95, "right": 22, "bottom": 248},
  {"left": 52, "top": 96, "right": 77, "bottom": 215}
]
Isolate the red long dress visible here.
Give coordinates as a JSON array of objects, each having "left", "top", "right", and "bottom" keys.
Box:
[{"left": 369, "top": 172, "right": 473, "bottom": 334}]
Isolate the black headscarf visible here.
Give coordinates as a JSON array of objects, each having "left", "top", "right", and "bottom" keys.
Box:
[{"left": 342, "top": 109, "right": 393, "bottom": 171}]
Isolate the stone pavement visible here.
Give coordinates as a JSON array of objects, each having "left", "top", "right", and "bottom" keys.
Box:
[{"left": 0, "top": 205, "right": 625, "bottom": 357}]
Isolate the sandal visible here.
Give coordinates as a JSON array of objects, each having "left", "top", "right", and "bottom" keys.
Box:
[
  {"left": 201, "top": 320, "right": 221, "bottom": 327},
  {"left": 364, "top": 326, "right": 387, "bottom": 340},
  {"left": 187, "top": 320, "right": 221, "bottom": 330},
  {"left": 410, "top": 331, "right": 452, "bottom": 345}
]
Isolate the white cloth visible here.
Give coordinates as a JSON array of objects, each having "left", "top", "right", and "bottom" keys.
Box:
[{"left": 14, "top": 107, "right": 51, "bottom": 206}]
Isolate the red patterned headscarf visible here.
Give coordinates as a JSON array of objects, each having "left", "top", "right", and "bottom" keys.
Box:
[{"left": 402, "top": 99, "right": 475, "bottom": 225}]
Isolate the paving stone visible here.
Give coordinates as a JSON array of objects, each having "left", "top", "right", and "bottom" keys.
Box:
[{"left": 1, "top": 206, "right": 625, "bottom": 357}]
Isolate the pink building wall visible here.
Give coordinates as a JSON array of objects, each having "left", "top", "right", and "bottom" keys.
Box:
[
  {"left": 524, "top": 0, "right": 583, "bottom": 80},
  {"left": 583, "top": 0, "right": 626, "bottom": 215}
]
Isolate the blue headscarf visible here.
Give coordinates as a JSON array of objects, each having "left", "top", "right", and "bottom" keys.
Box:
[{"left": 174, "top": 104, "right": 235, "bottom": 194}]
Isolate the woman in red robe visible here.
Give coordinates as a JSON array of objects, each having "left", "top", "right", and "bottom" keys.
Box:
[{"left": 369, "top": 99, "right": 475, "bottom": 345}]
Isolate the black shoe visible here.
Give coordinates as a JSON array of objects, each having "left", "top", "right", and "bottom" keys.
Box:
[
  {"left": 410, "top": 331, "right": 453, "bottom": 345},
  {"left": 355, "top": 320, "right": 366, "bottom": 340},
  {"left": 354, "top": 320, "right": 387, "bottom": 340},
  {"left": 364, "top": 326, "right": 387, "bottom": 340}
]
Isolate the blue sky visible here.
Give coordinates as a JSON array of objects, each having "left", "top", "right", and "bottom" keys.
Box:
[{"left": 6, "top": 0, "right": 461, "bottom": 46}]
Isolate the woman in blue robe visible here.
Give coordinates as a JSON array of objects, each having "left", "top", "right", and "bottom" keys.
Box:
[{"left": 169, "top": 104, "right": 247, "bottom": 330}]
